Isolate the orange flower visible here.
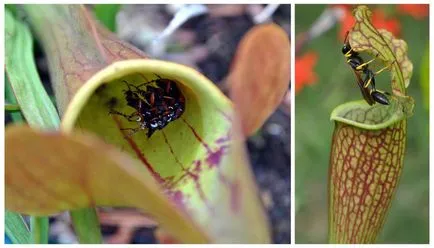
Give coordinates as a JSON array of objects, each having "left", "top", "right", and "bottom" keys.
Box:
[
  {"left": 336, "top": 5, "right": 355, "bottom": 42},
  {"left": 398, "top": 4, "right": 429, "bottom": 20},
  {"left": 295, "top": 51, "right": 318, "bottom": 94},
  {"left": 336, "top": 5, "right": 401, "bottom": 41},
  {"left": 371, "top": 8, "right": 401, "bottom": 36}
]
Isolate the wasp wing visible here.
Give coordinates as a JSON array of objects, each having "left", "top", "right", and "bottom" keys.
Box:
[{"left": 350, "top": 69, "right": 375, "bottom": 105}]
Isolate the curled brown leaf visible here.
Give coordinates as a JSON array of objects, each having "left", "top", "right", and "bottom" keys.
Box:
[
  {"left": 227, "top": 23, "right": 290, "bottom": 136},
  {"left": 5, "top": 125, "right": 208, "bottom": 243}
]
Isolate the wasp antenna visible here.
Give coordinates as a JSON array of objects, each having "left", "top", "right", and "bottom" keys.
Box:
[{"left": 344, "top": 31, "right": 350, "bottom": 43}]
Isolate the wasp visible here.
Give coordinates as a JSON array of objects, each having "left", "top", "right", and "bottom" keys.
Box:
[
  {"left": 110, "top": 76, "right": 185, "bottom": 138},
  {"left": 342, "top": 31, "right": 392, "bottom": 105}
]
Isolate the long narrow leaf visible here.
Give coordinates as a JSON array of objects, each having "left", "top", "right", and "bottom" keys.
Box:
[
  {"left": 5, "top": 8, "right": 57, "bottom": 244},
  {"left": 5, "top": 9, "right": 60, "bottom": 129},
  {"left": 5, "top": 211, "right": 31, "bottom": 244}
]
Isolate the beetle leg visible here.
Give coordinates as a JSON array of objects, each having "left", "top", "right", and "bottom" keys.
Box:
[
  {"left": 123, "top": 80, "right": 133, "bottom": 91},
  {"left": 150, "top": 92, "right": 155, "bottom": 105},
  {"left": 136, "top": 81, "right": 153, "bottom": 88},
  {"left": 166, "top": 81, "right": 171, "bottom": 93},
  {"left": 134, "top": 93, "right": 150, "bottom": 106},
  {"left": 109, "top": 109, "right": 130, "bottom": 119},
  {"left": 127, "top": 113, "right": 141, "bottom": 122},
  {"left": 110, "top": 110, "right": 140, "bottom": 122},
  {"left": 120, "top": 127, "right": 141, "bottom": 137}
]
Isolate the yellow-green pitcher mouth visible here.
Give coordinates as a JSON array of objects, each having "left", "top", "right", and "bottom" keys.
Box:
[
  {"left": 62, "top": 59, "right": 232, "bottom": 179},
  {"left": 330, "top": 97, "right": 414, "bottom": 130}
]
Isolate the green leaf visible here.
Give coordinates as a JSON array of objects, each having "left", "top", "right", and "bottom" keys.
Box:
[
  {"left": 5, "top": 8, "right": 60, "bottom": 129},
  {"left": 93, "top": 4, "right": 121, "bottom": 32},
  {"left": 5, "top": 210, "right": 31, "bottom": 244},
  {"left": 5, "top": 4, "right": 19, "bottom": 17}
]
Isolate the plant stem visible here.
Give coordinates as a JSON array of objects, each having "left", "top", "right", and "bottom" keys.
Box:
[
  {"left": 70, "top": 208, "right": 103, "bottom": 244},
  {"left": 30, "top": 216, "right": 49, "bottom": 244}
]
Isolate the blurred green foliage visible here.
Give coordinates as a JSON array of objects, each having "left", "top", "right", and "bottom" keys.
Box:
[
  {"left": 93, "top": 4, "right": 121, "bottom": 32},
  {"left": 295, "top": 4, "right": 429, "bottom": 244},
  {"left": 420, "top": 45, "right": 429, "bottom": 109}
]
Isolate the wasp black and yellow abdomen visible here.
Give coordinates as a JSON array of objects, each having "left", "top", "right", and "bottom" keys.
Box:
[{"left": 371, "top": 91, "right": 390, "bottom": 105}]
